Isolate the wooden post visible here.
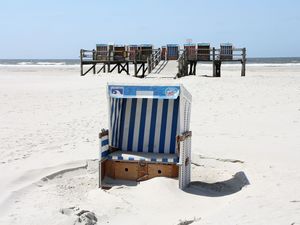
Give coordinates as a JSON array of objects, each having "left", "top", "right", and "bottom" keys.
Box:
[
  {"left": 193, "top": 62, "right": 196, "bottom": 75},
  {"left": 215, "top": 61, "right": 221, "bottom": 77},
  {"left": 134, "top": 51, "right": 138, "bottom": 77},
  {"left": 108, "top": 49, "right": 111, "bottom": 73},
  {"left": 152, "top": 53, "right": 155, "bottom": 69},
  {"left": 212, "top": 47, "right": 216, "bottom": 77},
  {"left": 158, "top": 49, "right": 161, "bottom": 65},
  {"left": 80, "top": 49, "right": 84, "bottom": 76},
  {"left": 147, "top": 57, "right": 151, "bottom": 74},
  {"left": 93, "top": 64, "right": 96, "bottom": 74},
  {"left": 134, "top": 61, "right": 137, "bottom": 77},
  {"left": 93, "top": 49, "right": 96, "bottom": 74},
  {"left": 165, "top": 49, "right": 167, "bottom": 61},
  {"left": 127, "top": 62, "right": 129, "bottom": 75},
  {"left": 184, "top": 50, "right": 188, "bottom": 76},
  {"left": 241, "top": 48, "right": 246, "bottom": 77}
]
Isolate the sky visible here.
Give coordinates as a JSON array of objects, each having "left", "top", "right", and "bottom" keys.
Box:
[{"left": 0, "top": 0, "right": 300, "bottom": 59}]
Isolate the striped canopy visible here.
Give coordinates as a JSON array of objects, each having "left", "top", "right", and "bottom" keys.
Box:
[{"left": 108, "top": 84, "right": 190, "bottom": 155}]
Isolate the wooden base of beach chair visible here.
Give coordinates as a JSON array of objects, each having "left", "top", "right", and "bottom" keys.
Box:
[{"left": 100, "top": 160, "right": 179, "bottom": 185}]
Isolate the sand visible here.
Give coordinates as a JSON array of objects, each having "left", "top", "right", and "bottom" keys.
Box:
[{"left": 0, "top": 63, "right": 300, "bottom": 225}]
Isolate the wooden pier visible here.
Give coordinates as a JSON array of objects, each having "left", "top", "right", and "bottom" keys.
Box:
[
  {"left": 80, "top": 47, "right": 162, "bottom": 77},
  {"left": 80, "top": 43, "right": 246, "bottom": 78},
  {"left": 177, "top": 46, "right": 246, "bottom": 78}
]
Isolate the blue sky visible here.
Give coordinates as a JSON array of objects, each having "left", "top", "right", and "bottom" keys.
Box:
[{"left": 1, "top": 0, "right": 299, "bottom": 58}]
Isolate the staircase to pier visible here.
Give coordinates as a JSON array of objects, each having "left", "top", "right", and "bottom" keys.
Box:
[{"left": 147, "top": 60, "right": 178, "bottom": 79}]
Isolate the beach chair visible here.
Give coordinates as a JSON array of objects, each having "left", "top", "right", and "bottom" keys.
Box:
[
  {"left": 99, "top": 84, "right": 192, "bottom": 190},
  {"left": 197, "top": 43, "right": 210, "bottom": 61},
  {"left": 220, "top": 43, "right": 233, "bottom": 60},
  {"left": 166, "top": 44, "right": 179, "bottom": 60}
]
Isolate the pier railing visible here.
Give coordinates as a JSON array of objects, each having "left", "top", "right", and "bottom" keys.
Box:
[
  {"left": 80, "top": 48, "right": 161, "bottom": 62},
  {"left": 177, "top": 49, "right": 189, "bottom": 78},
  {"left": 177, "top": 47, "right": 246, "bottom": 77},
  {"left": 148, "top": 48, "right": 161, "bottom": 73},
  {"left": 184, "top": 48, "right": 246, "bottom": 61},
  {"left": 80, "top": 49, "right": 95, "bottom": 61},
  {"left": 80, "top": 47, "right": 246, "bottom": 63},
  {"left": 80, "top": 47, "right": 246, "bottom": 77}
]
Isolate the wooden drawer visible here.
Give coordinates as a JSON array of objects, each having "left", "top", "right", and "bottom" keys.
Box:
[
  {"left": 102, "top": 160, "right": 179, "bottom": 181},
  {"left": 114, "top": 161, "right": 139, "bottom": 181},
  {"left": 148, "top": 164, "right": 178, "bottom": 179}
]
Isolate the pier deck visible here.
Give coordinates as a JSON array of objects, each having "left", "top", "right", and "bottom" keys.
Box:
[
  {"left": 80, "top": 48, "right": 161, "bottom": 77},
  {"left": 177, "top": 47, "right": 246, "bottom": 77},
  {"left": 80, "top": 45, "right": 246, "bottom": 78}
]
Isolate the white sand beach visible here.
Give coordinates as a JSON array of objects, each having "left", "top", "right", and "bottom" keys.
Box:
[{"left": 0, "top": 63, "right": 300, "bottom": 225}]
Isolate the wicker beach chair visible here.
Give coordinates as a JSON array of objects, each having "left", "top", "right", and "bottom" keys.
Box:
[{"left": 99, "top": 83, "right": 192, "bottom": 189}]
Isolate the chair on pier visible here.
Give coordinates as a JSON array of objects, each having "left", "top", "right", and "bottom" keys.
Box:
[
  {"left": 166, "top": 44, "right": 179, "bottom": 60},
  {"left": 220, "top": 43, "right": 233, "bottom": 60},
  {"left": 197, "top": 43, "right": 210, "bottom": 61},
  {"left": 138, "top": 44, "right": 153, "bottom": 61},
  {"left": 96, "top": 44, "right": 108, "bottom": 61},
  {"left": 184, "top": 43, "right": 197, "bottom": 61}
]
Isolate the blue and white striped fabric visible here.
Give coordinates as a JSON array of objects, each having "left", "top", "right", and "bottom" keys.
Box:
[
  {"left": 107, "top": 151, "right": 179, "bottom": 163},
  {"left": 109, "top": 98, "right": 180, "bottom": 154},
  {"left": 100, "top": 133, "right": 109, "bottom": 158}
]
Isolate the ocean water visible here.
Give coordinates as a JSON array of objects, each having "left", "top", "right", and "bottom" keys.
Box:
[
  {"left": 0, "top": 58, "right": 300, "bottom": 66},
  {"left": 0, "top": 59, "right": 80, "bottom": 66}
]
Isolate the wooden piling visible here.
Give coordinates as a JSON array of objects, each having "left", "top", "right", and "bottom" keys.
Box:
[
  {"left": 241, "top": 48, "right": 246, "bottom": 77},
  {"left": 93, "top": 50, "right": 96, "bottom": 74},
  {"left": 212, "top": 47, "right": 216, "bottom": 77},
  {"left": 147, "top": 57, "right": 151, "bottom": 74},
  {"left": 215, "top": 61, "right": 221, "bottom": 77},
  {"left": 134, "top": 61, "right": 137, "bottom": 77},
  {"left": 80, "top": 49, "right": 84, "bottom": 76},
  {"left": 126, "top": 62, "right": 129, "bottom": 75}
]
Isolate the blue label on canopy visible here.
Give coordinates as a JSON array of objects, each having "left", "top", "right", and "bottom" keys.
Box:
[
  {"left": 165, "top": 88, "right": 179, "bottom": 97},
  {"left": 110, "top": 87, "right": 124, "bottom": 97},
  {"left": 108, "top": 85, "right": 180, "bottom": 99}
]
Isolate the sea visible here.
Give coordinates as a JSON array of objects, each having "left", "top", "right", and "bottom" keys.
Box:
[{"left": 0, "top": 58, "right": 300, "bottom": 66}]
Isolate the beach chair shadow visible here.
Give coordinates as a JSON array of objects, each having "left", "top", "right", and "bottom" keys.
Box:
[{"left": 184, "top": 171, "right": 250, "bottom": 197}]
